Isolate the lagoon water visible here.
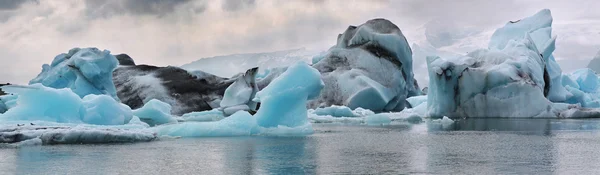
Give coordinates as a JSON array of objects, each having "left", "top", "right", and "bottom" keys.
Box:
[{"left": 2, "top": 118, "right": 600, "bottom": 174}]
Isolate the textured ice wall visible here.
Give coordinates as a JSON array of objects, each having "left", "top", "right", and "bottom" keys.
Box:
[{"left": 30, "top": 48, "right": 119, "bottom": 100}]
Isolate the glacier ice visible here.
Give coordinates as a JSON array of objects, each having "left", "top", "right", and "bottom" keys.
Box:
[
  {"left": 132, "top": 99, "right": 177, "bottom": 126},
  {"left": 153, "top": 111, "right": 258, "bottom": 137},
  {"left": 154, "top": 62, "right": 323, "bottom": 137},
  {"left": 254, "top": 62, "right": 324, "bottom": 128},
  {"left": 29, "top": 48, "right": 119, "bottom": 100},
  {"left": 568, "top": 69, "right": 598, "bottom": 93},
  {"left": 113, "top": 61, "right": 259, "bottom": 115},
  {"left": 310, "top": 18, "right": 420, "bottom": 112},
  {"left": 425, "top": 9, "right": 600, "bottom": 118},
  {"left": 489, "top": 9, "right": 570, "bottom": 102},
  {"left": 180, "top": 109, "right": 225, "bottom": 122},
  {"left": 313, "top": 105, "right": 361, "bottom": 117},
  {"left": 0, "top": 84, "right": 133, "bottom": 125},
  {"left": 0, "top": 125, "right": 156, "bottom": 145},
  {"left": 219, "top": 67, "right": 259, "bottom": 115}
]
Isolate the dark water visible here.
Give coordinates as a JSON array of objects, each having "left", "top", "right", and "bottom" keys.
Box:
[{"left": 2, "top": 118, "right": 600, "bottom": 174}]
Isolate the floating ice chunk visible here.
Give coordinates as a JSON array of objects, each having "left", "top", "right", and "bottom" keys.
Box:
[
  {"left": 569, "top": 68, "right": 598, "bottom": 93},
  {"left": 254, "top": 62, "right": 324, "bottom": 128},
  {"left": 222, "top": 105, "right": 250, "bottom": 116},
  {"left": 154, "top": 111, "right": 258, "bottom": 137},
  {"left": 132, "top": 99, "right": 177, "bottom": 126},
  {"left": 29, "top": 48, "right": 119, "bottom": 100},
  {"left": 181, "top": 109, "right": 225, "bottom": 122},
  {"left": 313, "top": 105, "right": 359, "bottom": 117},
  {"left": 0, "top": 126, "right": 156, "bottom": 145},
  {"left": 311, "top": 19, "right": 420, "bottom": 112},
  {"left": 81, "top": 94, "right": 133, "bottom": 125},
  {"left": 0, "top": 84, "right": 133, "bottom": 125},
  {"left": 365, "top": 114, "right": 392, "bottom": 125},
  {"left": 406, "top": 95, "right": 427, "bottom": 107}
]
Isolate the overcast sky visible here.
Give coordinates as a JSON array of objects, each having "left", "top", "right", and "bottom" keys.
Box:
[{"left": 1, "top": 0, "right": 599, "bottom": 84}]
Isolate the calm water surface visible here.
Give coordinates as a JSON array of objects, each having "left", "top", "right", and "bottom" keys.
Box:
[{"left": 2, "top": 118, "right": 600, "bottom": 174}]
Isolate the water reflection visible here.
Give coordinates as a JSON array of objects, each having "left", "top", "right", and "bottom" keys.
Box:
[
  {"left": 428, "top": 118, "right": 600, "bottom": 134},
  {"left": 4, "top": 119, "right": 600, "bottom": 174}
]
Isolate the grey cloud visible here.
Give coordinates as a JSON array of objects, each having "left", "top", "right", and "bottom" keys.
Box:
[
  {"left": 84, "top": 0, "right": 195, "bottom": 18},
  {"left": 0, "top": 0, "right": 38, "bottom": 10},
  {"left": 222, "top": 0, "right": 255, "bottom": 12}
]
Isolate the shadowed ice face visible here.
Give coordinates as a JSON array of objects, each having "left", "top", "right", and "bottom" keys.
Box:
[{"left": 310, "top": 19, "right": 419, "bottom": 112}]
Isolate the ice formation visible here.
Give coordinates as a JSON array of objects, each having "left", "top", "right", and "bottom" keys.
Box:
[
  {"left": 113, "top": 60, "right": 258, "bottom": 115},
  {"left": 132, "top": 99, "right": 177, "bottom": 126},
  {"left": 426, "top": 9, "right": 600, "bottom": 118},
  {"left": 155, "top": 62, "right": 323, "bottom": 137},
  {"left": 560, "top": 68, "right": 600, "bottom": 108},
  {"left": 0, "top": 84, "right": 133, "bottom": 125},
  {"left": 219, "top": 68, "right": 259, "bottom": 115},
  {"left": 180, "top": 109, "right": 224, "bottom": 122},
  {"left": 310, "top": 18, "right": 420, "bottom": 112},
  {"left": 312, "top": 105, "right": 361, "bottom": 117},
  {"left": 254, "top": 62, "right": 324, "bottom": 128},
  {"left": 0, "top": 126, "right": 156, "bottom": 145},
  {"left": 29, "top": 48, "right": 119, "bottom": 100}
]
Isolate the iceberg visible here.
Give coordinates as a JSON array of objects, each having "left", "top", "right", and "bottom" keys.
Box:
[
  {"left": 180, "top": 109, "right": 225, "bottom": 122},
  {"left": 426, "top": 9, "right": 600, "bottom": 118},
  {"left": 0, "top": 84, "right": 133, "bottom": 125},
  {"left": 132, "top": 99, "right": 177, "bottom": 126},
  {"left": 153, "top": 111, "right": 258, "bottom": 137},
  {"left": 113, "top": 59, "right": 259, "bottom": 115},
  {"left": 0, "top": 125, "right": 156, "bottom": 145},
  {"left": 155, "top": 62, "right": 323, "bottom": 137},
  {"left": 29, "top": 48, "right": 119, "bottom": 100},
  {"left": 312, "top": 105, "right": 361, "bottom": 117},
  {"left": 254, "top": 62, "right": 324, "bottom": 128},
  {"left": 310, "top": 19, "right": 420, "bottom": 112}
]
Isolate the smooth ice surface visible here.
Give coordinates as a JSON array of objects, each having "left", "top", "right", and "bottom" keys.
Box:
[
  {"left": 132, "top": 99, "right": 177, "bottom": 126},
  {"left": 406, "top": 95, "right": 427, "bottom": 107},
  {"left": 313, "top": 105, "right": 359, "bottom": 117},
  {"left": 255, "top": 62, "right": 324, "bottom": 128},
  {"left": 0, "top": 84, "right": 132, "bottom": 125},
  {"left": 29, "top": 48, "right": 119, "bottom": 100},
  {"left": 154, "top": 111, "right": 258, "bottom": 137},
  {"left": 180, "top": 109, "right": 224, "bottom": 122}
]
